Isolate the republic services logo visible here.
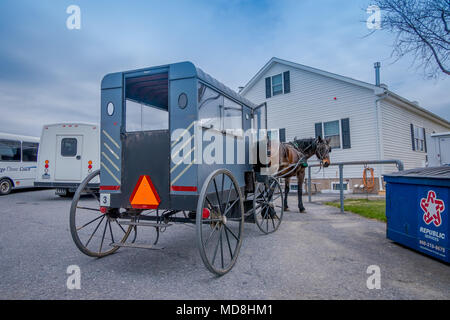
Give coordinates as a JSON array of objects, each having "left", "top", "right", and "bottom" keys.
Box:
[{"left": 420, "top": 190, "right": 445, "bottom": 227}]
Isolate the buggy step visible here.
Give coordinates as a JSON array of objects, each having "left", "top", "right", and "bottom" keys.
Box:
[
  {"left": 118, "top": 220, "right": 172, "bottom": 228},
  {"left": 111, "top": 242, "right": 164, "bottom": 250}
]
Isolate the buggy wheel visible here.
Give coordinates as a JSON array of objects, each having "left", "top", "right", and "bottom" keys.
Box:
[
  {"left": 253, "top": 176, "right": 284, "bottom": 234},
  {"left": 70, "top": 170, "right": 133, "bottom": 257},
  {"left": 196, "top": 169, "right": 244, "bottom": 276}
]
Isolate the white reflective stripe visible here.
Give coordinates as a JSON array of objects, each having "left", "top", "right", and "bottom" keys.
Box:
[
  {"left": 103, "top": 130, "right": 120, "bottom": 149},
  {"left": 102, "top": 152, "right": 119, "bottom": 171},
  {"left": 104, "top": 143, "right": 119, "bottom": 160},
  {"left": 101, "top": 162, "right": 121, "bottom": 184},
  {"left": 171, "top": 161, "right": 194, "bottom": 186},
  {"left": 171, "top": 121, "right": 195, "bottom": 147},
  {"left": 170, "top": 147, "right": 195, "bottom": 174},
  {"left": 172, "top": 134, "right": 194, "bottom": 156}
]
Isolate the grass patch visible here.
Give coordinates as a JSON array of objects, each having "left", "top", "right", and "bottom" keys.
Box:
[{"left": 325, "top": 199, "right": 386, "bottom": 222}]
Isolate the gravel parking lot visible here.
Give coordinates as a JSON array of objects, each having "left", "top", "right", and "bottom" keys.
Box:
[{"left": 0, "top": 189, "right": 449, "bottom": 300}]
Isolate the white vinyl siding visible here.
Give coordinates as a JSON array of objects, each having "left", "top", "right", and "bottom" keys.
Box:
[
  {"left": 380, "top": 99, "right": 449, "bottom": 173},
  {"left": 243, "top": 62, "right": 379, "bottom": 179}
]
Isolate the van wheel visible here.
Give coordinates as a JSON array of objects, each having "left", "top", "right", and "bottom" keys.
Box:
[{"left": 0, "top": 179, "right": 12, "bottom": 195}]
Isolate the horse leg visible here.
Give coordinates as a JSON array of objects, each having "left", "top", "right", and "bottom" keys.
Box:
[
  {"left": 297, "top": 170, "right": 306, "bottom": 213},
  {"left": 284, "top": 178, "right": 290, "bottom": 211}
]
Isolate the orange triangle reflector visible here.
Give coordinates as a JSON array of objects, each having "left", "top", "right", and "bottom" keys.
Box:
[{"left": 129, "top": 175, "right": 161, "bottom": 209}]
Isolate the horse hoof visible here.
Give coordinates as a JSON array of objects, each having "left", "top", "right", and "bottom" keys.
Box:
[
  {"left": 299, "top": 209, "right": 306, "bottom": 213},
  {"left": 284, "top": 207, "right": 289, "bottom": 211}
]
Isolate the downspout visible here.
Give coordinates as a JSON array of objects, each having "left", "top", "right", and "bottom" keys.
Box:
[{"left": 375, "top": 92, "right": 388, "bottom": 191}]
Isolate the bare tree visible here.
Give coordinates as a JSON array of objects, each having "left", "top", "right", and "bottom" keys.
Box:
[{"left": 372, "top": 0, "right": 450, "bottom": 77}]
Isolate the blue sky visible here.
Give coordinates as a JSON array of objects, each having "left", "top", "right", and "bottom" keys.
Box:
[{"left": 1, "top": 0, "right": 449, "bottom": 136}]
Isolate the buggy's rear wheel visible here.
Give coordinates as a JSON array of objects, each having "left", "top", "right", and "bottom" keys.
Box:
[
  {"left": 69, "top": 170, "right": 133, "bottom": 257},
  {"left": 196, "top": 169, "right": 244, "bottom": 276},
  {"left": 253, "top": 176, "right": 284, "bottom": 234}
]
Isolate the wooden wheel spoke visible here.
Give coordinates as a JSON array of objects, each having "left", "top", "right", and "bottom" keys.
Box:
[
  {"left": 99, "top": 218, "right": 108, "bottom": 253},
  {"left": 76, "top": 206, "right": 100, "bottom": 212},
  {"left": 204, "top": 223, "right": 219, "bottom": 247},
  {"left": 76, "top": 214, "right": 103, "bottom": 231},
  {"left": 85, "top": 215, "right": 105, "bottom": 247},
  {"left": 211, "top": 225, "right": 223, "bottom": 266},
  {"left": 224, "top": 227, "right": 234, "bottom": 258},
  {"left": 224, "top": 224, "right": 239, "bottom": 241},
  {"left": 108, "top": 219, "right": 115, "bottom": 244}
]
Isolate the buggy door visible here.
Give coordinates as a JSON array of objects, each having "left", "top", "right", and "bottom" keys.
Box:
[{"left": 120, "top": 70, "right": 170, "bottom": 209}]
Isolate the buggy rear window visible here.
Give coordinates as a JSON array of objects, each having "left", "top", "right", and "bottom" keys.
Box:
[{"left": 61, "top": 138, "right": 77, "bottom": 157}]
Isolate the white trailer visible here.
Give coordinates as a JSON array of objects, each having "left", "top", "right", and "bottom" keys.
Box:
[
  {"left": 426, "top": 132, "right": 450, "bottom": 167},
  {"left": 0, "top": 133, "right": 40, "bottom": 195},
  {"left": 34, "top": 123, "right": 100, "bottom": 196}
]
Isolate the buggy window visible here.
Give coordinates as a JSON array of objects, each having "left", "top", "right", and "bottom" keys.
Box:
[
  {"left": 125, "top": 73, "right": 169, "bottom": 132},
  {"left": 0, "top": 139, "right": 21, "bottom": 161},
  {"left": 198, "top": 83, "right": 222, "bottom": 130},
  {"left": 22, "top": 142, "right": 39, "bottom": 162},
  {"left": 223, "top": 97, "right": 242, "bottom": 131},
  {"left": 61, "top": 138, "right": 77, "bottom": 157}
]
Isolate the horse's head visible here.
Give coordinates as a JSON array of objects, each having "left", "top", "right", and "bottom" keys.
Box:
[{"left": 315, "top": 136, "right": 331, "bottom": 168}]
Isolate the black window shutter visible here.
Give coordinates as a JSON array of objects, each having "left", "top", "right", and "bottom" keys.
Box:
[
  {"left": 315, "top": 123, "right": 322, "bottom": 139},
  {"left": 279, "top": 128, "right": 286, "bottom": 143},
  {"left": 341, "top": 118, "right": 351, "bottom": 149},
  {"left": 283, "top": 71, "right": 290, "bottom": 94},
  {"left": 423, "top": 127, "right": 427, "bottom": 153},
  {"left": 410, "top": 124, "right": 415, "bottom": 151},
  {"left": 265, "top": 77, "right": 271, "bottom": 99}
]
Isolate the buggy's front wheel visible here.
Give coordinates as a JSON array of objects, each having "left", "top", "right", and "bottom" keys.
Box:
[
  {"left": 69, "top": 170, "right": 133, "bottom": 257},
  {"left": 196, "top": 169, "right": 244, "bottom": 276},
  {"left": 253, "top": 176, "right": 284, "bottom": 234}
]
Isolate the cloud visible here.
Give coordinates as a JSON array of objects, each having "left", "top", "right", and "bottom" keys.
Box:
[{"left": 0, "top": 0, "right": 448, "bottom": 139}]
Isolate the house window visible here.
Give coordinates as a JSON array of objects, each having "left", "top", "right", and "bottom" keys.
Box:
[
  {"left": 324, "top": 120, "right": 341, "bottom": 149},
  {"left": 410, "top": 124, "right": 427, "bottom": 152},
  {"left": 272, "top": 74, "right": 283, "bottom": 96},
  {"left": 265, "top": 71, "right": 290, "bottom": 98},
  {"left": 332, "top": 181, "right": 348, "bottom": 191}
]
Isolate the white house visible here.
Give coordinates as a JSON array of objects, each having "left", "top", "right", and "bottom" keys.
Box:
[{"left": 240, "top": 57, "right": 450, "bottom": 193}]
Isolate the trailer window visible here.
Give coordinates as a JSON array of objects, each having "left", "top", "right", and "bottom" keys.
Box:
[
  {"left": 61, "top": 138, "right": 77, "bottom": 157},
  {"left": 125, "top": 73, "right": 169, "bottom": 132},
  {"left": 0, "top": 139, "right": 21, "bottom": 161},
  {"left": 22, "top": 142, "right": 39, "bottom": 162}
]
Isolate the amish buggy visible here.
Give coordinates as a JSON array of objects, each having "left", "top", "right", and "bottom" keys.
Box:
[{"left": 69, "top": 62, "right": 285, "bottom": 275}]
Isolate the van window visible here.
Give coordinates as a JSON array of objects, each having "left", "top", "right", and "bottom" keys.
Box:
[
  {"left": 22, "top": 142, "right": 39, "bottom": 162},
  {"left": 0, "top": 139, "right": 21, "bottom": 161},
  {"left": 61, "top": 138, "right": 77, "bottom": 157}
]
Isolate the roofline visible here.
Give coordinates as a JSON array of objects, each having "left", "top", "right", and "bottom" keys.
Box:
[
  {"left": 0, "top": 132, "right": 40, "bottom": 142},
  {"left": 383, "top": 91, "right": 450, "bottom": 128},
  {"left": 240, "top": 57, "right": 382, "bottom": 95},
  {"left": 241, "top": 57, "right": 450, "bottom": 127},
  {"left": 43, "top": 122, "right": 99, "bottom": 127}
]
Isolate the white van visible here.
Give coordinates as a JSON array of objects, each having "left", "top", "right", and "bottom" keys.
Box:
[
  {"left": 34, "top": 123, "right": 100, "bottom": 196},
  {"left": 0, "top": 133, "right": 40, "bottom": 195}
]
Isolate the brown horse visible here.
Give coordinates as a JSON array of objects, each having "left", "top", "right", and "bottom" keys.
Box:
[{"left": 276, "top": 136, "right": 331, "bottom": 213}]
